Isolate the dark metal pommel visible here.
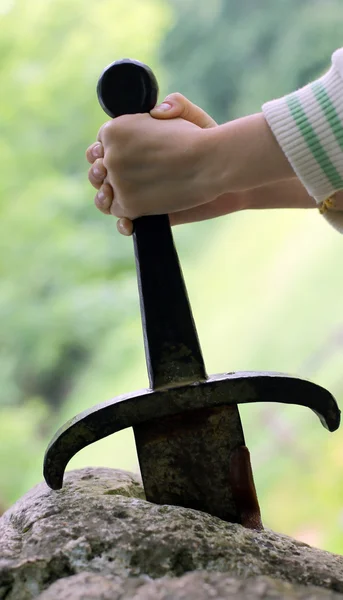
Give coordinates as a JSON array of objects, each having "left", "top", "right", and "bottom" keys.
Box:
[{"left": 97, "top": 58, "right": 159, "bottom": 118}]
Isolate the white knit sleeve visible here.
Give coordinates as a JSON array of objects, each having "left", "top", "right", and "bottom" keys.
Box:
[{"left": 262, "top": 48, "right": 343, "bottom": 233}]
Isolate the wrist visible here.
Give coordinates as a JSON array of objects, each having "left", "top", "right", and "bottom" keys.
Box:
[
  {"left": 205, "top": 113, "right": 295, "bottom": 196},
  {"left": 243, "top": 178, "right": 316, "bottom": 211},
  {"left": 193, "top": 128, "right": 225, "bottom": 203}
]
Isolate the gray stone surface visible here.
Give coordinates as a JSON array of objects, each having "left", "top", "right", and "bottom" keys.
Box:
[
  {"left": 36, "top": 572, "right": 144, "bottom": 600},
  {"left": 36, "top": 572, "right": 343, "bottom": 600},
  {"left": 1, "top": 467, "right": 343, "bottom": 600}
]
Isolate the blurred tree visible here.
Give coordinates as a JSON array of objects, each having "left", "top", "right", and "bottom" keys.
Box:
[
  {"left": 160, "top": 0, "right": 343, "bottom": 122},
  {"left": 0, "top": 0, "right": 170, "bottom": 410}
]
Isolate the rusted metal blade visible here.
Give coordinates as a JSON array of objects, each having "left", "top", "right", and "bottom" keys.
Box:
[
  {"left": 133, "top": 404, "right": 246, "bottom": 522},
  {"left": 132, "top": 213, "right": 247, "bottom": 521}
]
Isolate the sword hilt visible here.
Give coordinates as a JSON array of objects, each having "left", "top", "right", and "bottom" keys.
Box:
[{"left": 97, "top": 60, "right": 206, "bottom": 390}]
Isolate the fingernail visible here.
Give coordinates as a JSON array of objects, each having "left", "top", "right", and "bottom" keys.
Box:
[
  {"left": 153, "top": 102, "right": 172, "bottom": 112},
  {"left": 97, "top": 189, "right": 106, "bottom": 203},
  {"left": 117, "top": 218, "right": 133, "bottom": 236},
  {"left": 92, "top": 143, "right": 103, "bottom": 158},
  {"left": 93, "top": 165, "right": 104, "bottom": 178}
]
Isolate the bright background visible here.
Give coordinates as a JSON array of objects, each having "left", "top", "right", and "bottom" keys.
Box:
[{"left": 1, "top": 0, "right": 343, "bottom": 553}]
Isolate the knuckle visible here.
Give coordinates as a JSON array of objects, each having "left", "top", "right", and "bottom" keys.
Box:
[
  {"left": 94, "top": 196, "right": 105, "bottom": 212},
  {"left": 103, "top": 149, "right": 121, "bottom": 172},
  {"left": 175, "top": 94, "right": 191, "bottom": 118},
  {"left": 94, "top": 188, "right": 111, "bottom": 213},
  {"left": 88, "top": 170, "right": 101, "bottom": 190},
  {"left": 98, "top": 120, "right": 115, "bottom": 143},
  {"left": 92, "top": 141, "right": 104, "bottom": 159},
  {"left": 167, "top": 92, "right": 184, "bottom": 103}
]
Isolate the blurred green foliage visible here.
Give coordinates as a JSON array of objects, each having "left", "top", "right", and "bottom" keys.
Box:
[
  {"left": 0, "top": 0, "right": 170, "bottom": 496},
  {"left": 161, "top": 0, "right": 343, "bottom": 122},
  {"left": 1, "top": 0, "right": 343, "bottom": 555}
]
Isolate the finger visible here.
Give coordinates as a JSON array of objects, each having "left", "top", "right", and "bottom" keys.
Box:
[
  {"left": 88, "top": 158, "right": 107, "bottom": 189},
  {"left": 94, "top": 183, "right": 113, "bottom": 215},
  {"left": 97, "top": 119, "right": 115, "bottom": 144},
  {"left": 86, "top": 142, "right": 104, "bottom": 164},
  {"left": 117, "top": 218, "right": 134, "bottom": 236},
  {"left": 151, "top": 92, "right": 217, "bottom": 129}
]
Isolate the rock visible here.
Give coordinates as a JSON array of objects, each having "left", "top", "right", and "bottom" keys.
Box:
[
  {"left": 36, "top": 572, "right": 343, "bottom": 600},
  {"left": 36, "top": 572, "right": 145, "bottom": 600},
  {"left": 0, "top": 467, "right": 343, "bottom": 600}
]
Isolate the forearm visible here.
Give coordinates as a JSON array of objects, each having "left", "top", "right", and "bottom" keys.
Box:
[
  {"left": 243, "top": 178, "right": 316, "bottom": 211},
  {"left": 170, "top": 179, "right": 317, "bottom": 227},
  {"left": 204, "top": 49, "right": 343, "bottom": 231}
]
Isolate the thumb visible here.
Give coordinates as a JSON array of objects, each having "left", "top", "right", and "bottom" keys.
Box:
[{"left": 150, "top": 92, "right": 217, "bottom": 129}]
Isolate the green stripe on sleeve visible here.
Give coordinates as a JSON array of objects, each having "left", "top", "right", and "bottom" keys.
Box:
[
  {"left": 311, "top": 81, "right": 343, "bottom": 152},
  {"left": 286, "top": 93, "right": 343, "bottom": 190}
]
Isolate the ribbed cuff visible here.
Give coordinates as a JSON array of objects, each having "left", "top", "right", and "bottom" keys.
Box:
[{"left": 262, "top": 57, "right": 343, "bottom": 232}]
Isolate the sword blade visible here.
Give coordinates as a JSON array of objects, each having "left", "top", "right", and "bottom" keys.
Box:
[
  {"left": 132, "top": 213, "right": 247, "bottom": 521},
  {"left": 134, "top": 403, "right": 246, "bottom": 522}
]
